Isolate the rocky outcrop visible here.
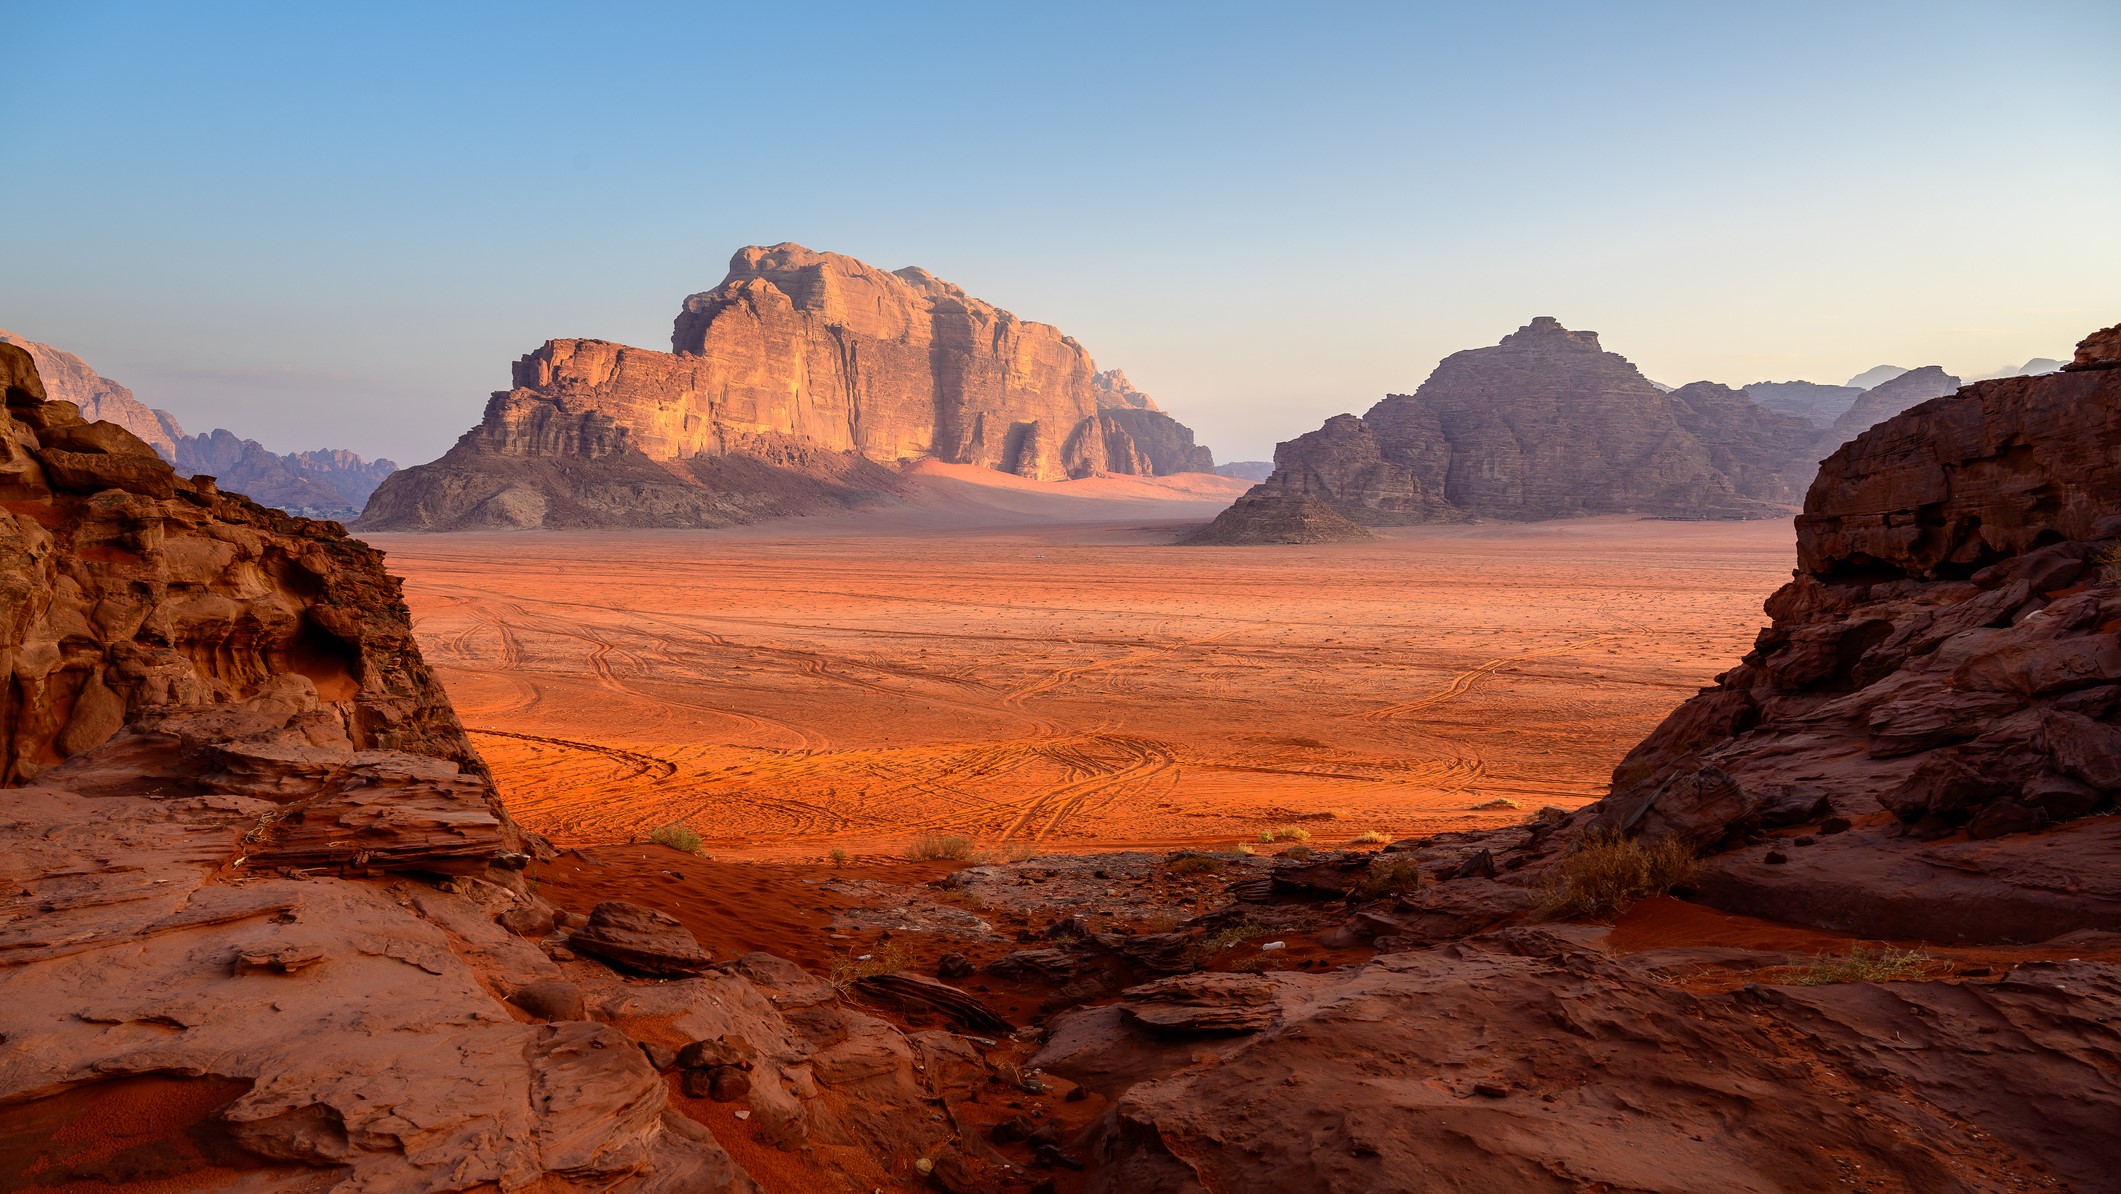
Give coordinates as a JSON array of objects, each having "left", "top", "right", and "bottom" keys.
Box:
[
  {"left": 1819, "top": 363, "right": 1961, "bottom": 451},
  {"left": 0, "top": 343, "right": 755, "bottom": 1190},
  {"left": 363, "top": 245, "right": 1216, "bottom": 530},
  {"left": 1040, "top": 926, "right": 2121, "bottom": 1193},
  {"left": 0, "top": 329, "right": 396, "bottom": 519},
  {"left": 0, "top": 328, "right": 184, "bottom": 456},
  {"left": 1188, "top": 318, "right": 1819, "bottom": 542},
  {"left": 1092, "top": 369, "right": 1159, "bottom": 411},
  {"left": 1593, "top": 322, "right": 2121, "bottom": 941}
]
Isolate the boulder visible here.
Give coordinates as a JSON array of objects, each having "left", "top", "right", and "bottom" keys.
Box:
[{"left": 569, "top": 900, "right": 714, "bottom": 976}]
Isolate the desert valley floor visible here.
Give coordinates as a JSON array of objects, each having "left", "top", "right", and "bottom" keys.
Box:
[{"left": 372, "top": 508, "right": 1795, "bottom": 858}]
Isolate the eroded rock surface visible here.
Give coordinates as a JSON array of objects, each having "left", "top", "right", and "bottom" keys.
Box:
[
  {"left": 0, "top": 343, "right": 742, "bottom": 1191},
  {"left": 362, "top": 244, "right": 1216, "bottom": 530},
  {"left": 1597, "top": 322, "right": 2121, "bottom": 941}
]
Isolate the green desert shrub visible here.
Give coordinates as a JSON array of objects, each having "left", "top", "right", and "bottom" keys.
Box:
[
  {"left": 648, "top": 822, "right": 704, "bottom": 856},
  {"left": 1535, "top": 831, "right": 1699, "bottom": 920}
]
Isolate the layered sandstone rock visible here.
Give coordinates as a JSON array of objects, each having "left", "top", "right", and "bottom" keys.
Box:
[
  {"left": 1593, "top": 322, "right": 2121, "bottom": 941},
  {"left": 0, "top": 329, "right": 396, "bottom": 518},
  {"left": 0, "top": 344, "right": 751, "bottom": 1190},
  {"left": 0, "top": 328, "right": 184, "bottom": 456},
  {"left": 363, "top": 245, "right": 1215, "bottom": 530},
  {"left": 1187, "top": 318, "right": 1819, "bottom": 542}
]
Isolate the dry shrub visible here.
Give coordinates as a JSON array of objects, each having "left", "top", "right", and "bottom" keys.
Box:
[
  {"left": 1536, "top": 831, "right": 1699, "bottom": 920},
  {"left": 973, "top": 842, "right": 1037, "bottom": 865},
  {"left": 1469, "top": 797, "right": 1520, "bottom": 811},
  {"left": 1198, "top": 920, "right": 1263, "bottom": 957},
  {"left": 1347, "top": 830, "right": 1389, "bottom": 845},
  {"left": 906, "top": 832, "right": 975, "bottom": 861},
  {"left": 828, "top": 942, "right": 911, "bottom": 989},
  {"left": 1259, "top": 826, "right": 1311, "bottom": 843},
  {"left": 1774, "top": 948, "right": 1940, "bottom": 986},
  {"left": 1166, "top": 855, "right": 1226, "bottom": 875},
  {"left": 648, "top": 822, "right": 704, "bottom": 856},
  {"left": 1353, "top": 855, "right": 1424, "bottom": 900},
  {"left": 2097, "top": 542, "right": 2121, "bottom": 579},
  {"left": 827, "top": 847, "right": 847, "bottom": 867},
  {"left": 1277, "top": 844, "right": 1314, "bottom": 861}
]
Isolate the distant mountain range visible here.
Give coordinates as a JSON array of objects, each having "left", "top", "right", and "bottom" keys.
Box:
[{"left": 0, "top": 330, "right": 394, "bottom": 519}]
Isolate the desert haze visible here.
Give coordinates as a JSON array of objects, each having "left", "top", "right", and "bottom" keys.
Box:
[{"left": 374, "top": 503, "right": 1792, "bottom": 856}]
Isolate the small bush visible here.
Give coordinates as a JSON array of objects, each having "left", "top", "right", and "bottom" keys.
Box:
[
  {"left": 906, "top": 832, "right": 975, "bottom": 861},
  {"left": 1347, "top": 830, "right": 1389, "bottom": 845},
  {"left": 1470, "top": 797, "right": 1521, "bottom": 811},
  {"left": 973, "top": 842, "right": 1038, "bottom": 866},
  {"left": 1535, "top": 831, "right": 1699, "bottom": 920},
  {"left": 1259, "top": 826, "right": 1311, "bottom": 844},
  {"left": 1353, "top": 856, "right": 1424, "bottom": 900},
  {"left": 649, "top": 822, "right": 704, "bottom": 856},
  {"left": 2098, "top": 542, "right": 2121, "bottom": 580},
  {"left": 827, "top": 847, "right": 847, "bottom": 867},
  {"left": 1776, "top": 948, "right": 1940, "bottom": 986},
  {"left": 828, "top": 942, "right": 911, "bottom": 989},
  {"left": 1278, "top": 845, "right": 1314, "bottom": 861},
  {"left": 1198, "top": 920, "right": 1263, "bottom": 957},
  {"left": 1226, "top": 843, "right": 1256, "bottom": 857},
  {"left": 1166, "top": 855, "right": 1225, "bottom": 875}
]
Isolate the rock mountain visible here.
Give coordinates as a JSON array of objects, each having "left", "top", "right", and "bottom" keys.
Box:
[
  {"left": 361, "top": 245, "right": 1214, "bottom": 530},
  {"left": 1187, "top": 317, "right": 1822, "bottom": 543},
  {"left": 0, "top": 329, "right": 396, "bottom": 519}
]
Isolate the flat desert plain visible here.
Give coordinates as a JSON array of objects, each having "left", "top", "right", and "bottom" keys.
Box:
[{"left": 369, "top": 503, "right": 1795, "bottom": 858}]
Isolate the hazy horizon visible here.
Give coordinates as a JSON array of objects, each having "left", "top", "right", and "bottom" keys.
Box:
[{"left": 5, "top": 1, "right": 2116, "bottom": 466}]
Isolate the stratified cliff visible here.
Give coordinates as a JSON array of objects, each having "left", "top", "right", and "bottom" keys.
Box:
[
  {"left": 0, "top": 329, "right": 397, "bottom": 519},
  {"left": 1595, "top": 321, "right": 2121, "bottom": 941},
  {"left": 1188, "top": 317, "right": 1820, "bottom": 542},
  {"left": 363, "top": 245, "right": 1216, "bottom": 530}
]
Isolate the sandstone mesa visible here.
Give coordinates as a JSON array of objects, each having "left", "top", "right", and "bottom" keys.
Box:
[{"left": 360, "top": 245, "right": 1214, "bottom": 531}]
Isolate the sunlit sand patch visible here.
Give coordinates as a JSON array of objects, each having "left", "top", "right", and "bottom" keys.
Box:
[{"left": 372, "top": 512, "right": 1793, "bottom": 858}]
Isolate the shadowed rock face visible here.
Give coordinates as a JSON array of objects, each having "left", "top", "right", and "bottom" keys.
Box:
[
  {"left": 0, "top": 343, "right": 759, "bottom": 1190},
  {"left": 1186, "top": 317, "right": 1820, "bottom": 543},
  {"left": 363, "top": 244, "right": 1215, "bottom": 530},
  {"left": 1595, "top": 321, "right": 2121, "bottom": 942}
]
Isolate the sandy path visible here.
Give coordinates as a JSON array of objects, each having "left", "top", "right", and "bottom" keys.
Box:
[{"left": 368, "top": 512, "right": 1793, "bottom": 857}]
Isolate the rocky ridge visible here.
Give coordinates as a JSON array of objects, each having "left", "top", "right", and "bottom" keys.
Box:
[
  {"left": 1188, "top": 317, "right": 1822, "bottom": 543},
  {"left": 979, "top": 321, "right": 2121, "bottom": 1191},
  {"left": 0, "top": 344, "right": 989, "bottom": 1192},
  {"left": 0, "top": 330, "right": 396, "bottom": 519},
  {"left": 361, "top": 245, "right": 1215, "bottom": 530}
]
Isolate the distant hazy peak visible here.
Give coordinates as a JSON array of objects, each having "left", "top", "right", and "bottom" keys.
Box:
[{"left": 1844, "top": 364, "right": 1908, "bottom": 390}]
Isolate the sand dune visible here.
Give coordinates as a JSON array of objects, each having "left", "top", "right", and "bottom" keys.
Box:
[{"left": 369, "top": 513, "right": 1794, "bottom": 858}]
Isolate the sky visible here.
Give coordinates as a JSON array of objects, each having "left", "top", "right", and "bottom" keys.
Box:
[{"left": 3, "top": 1, "right": 2117, "bottom": 466}]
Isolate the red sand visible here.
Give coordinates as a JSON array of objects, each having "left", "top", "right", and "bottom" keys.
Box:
[{"left": 370, "top": 508, "right": 1794, "bottom": 858}]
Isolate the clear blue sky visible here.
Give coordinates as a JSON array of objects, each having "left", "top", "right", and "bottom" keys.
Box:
[{"left": 4, "top": 1, "right": 2116, "bottom": 465}]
